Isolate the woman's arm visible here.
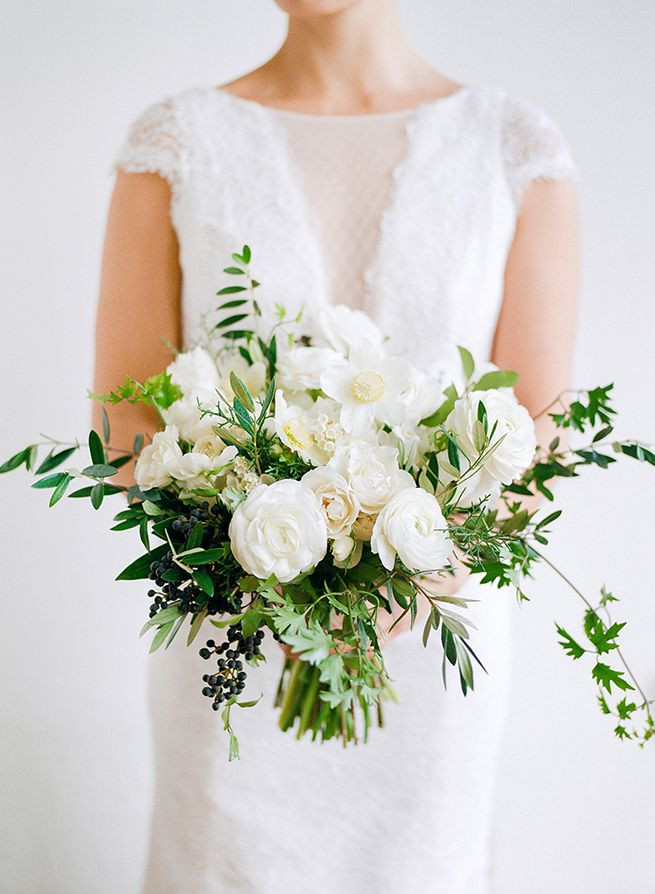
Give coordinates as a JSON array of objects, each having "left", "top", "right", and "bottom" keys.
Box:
[
  {"left": 492, "top": 179, "right": 581, "bottom": 449},
  {"left": 92, "top": 171, "right": 182, "bottom": 486}
]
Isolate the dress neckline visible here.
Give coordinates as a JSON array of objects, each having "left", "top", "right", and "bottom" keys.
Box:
[{"left": 212, "top": 84, "right": 473, "bottom": 122}]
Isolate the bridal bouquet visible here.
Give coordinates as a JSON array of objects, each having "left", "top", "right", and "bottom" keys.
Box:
[{"left": 3, "top": 246, "right": 653, "bottom": 758}]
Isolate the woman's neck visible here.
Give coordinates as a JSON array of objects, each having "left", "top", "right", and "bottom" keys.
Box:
[{"left": 221, "top": 0, "right": 459, "bottom": 115}]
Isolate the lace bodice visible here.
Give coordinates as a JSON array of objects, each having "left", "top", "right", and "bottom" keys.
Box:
[{"left": 113, "top": 84, "right": 577, "bottom": 383}]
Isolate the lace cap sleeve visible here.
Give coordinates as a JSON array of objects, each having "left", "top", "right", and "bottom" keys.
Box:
[
  {"left": 502, "top": 94, "right": 578, "bottom": 209},
  {"left": 113, "top": 96, "right": 188, "bottom": 195}
]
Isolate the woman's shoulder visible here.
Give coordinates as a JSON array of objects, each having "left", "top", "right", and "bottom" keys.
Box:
[
  {"left": 112, "top": 86, "right": 220, "bottom": 190},
  {"left": 467, "top": 83, "right": 578, "bottom": 207}
]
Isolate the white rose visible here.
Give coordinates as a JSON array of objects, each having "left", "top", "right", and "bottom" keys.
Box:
[
  {"left": 312, "top": 304, "right": 384, "bottom": 355},
  {"left": 302, "top": 466, "right": 360, "bottom": 537},
  {"left": 277, "top": 345, "right": 345, "bottom": 392},
  {"left": 446, "top": 389, "right": 537, "bottom": 486},
  {"left": 134, "top": 425, "right": 183, "bottom": 490},
  {"left": 228, "top": 480, "right": 328, "bottom": 583},
  {"left": 167, "top": 346, "right": 219, "bottom": 393},
  {"left": 371, "top": 487, "right": 453, "bottom": 573},
  {"left": 329, "top": 440, "right": 414, "bottom": 515}
]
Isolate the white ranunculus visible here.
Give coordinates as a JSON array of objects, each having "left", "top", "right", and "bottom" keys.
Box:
[
  {"left": 167, "top": 346, "right": 219, "bottom": 393},
  {"left": 302, "top": 466, "right": 360, "bottom": 537},
  {"left": 329, "top": 440, "right": 414, "bottom": 515},
  {"left": 313, "top": 304, "right": 384, "bottom": 355},
  {"left": 399, "top": 369, "right": 443, "bottom": 425},
  {"left": 320, "top": 340, "right": 414, "bottom": 434},
  {"left": 162, "top": 385, "right": 218, "bottom": 443},
  {"left": 351, "top": 512, "right": 376, "bottom": 541},
  {"left": 228, "top": 480, "right": 328, "bottom": 583},
  {"left": 371, "top": 487, "right": 453, "bottom": 573},
  {"left": 277, "top": 345, "right": 345, "bottom": 392},
  {"left": 135, "top": 425, "right": 183, "bottom": 490},
  {"left": 446, "top": 389, "right": 537, "bottom": 490}
]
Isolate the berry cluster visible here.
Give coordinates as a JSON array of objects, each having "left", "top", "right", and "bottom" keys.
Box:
[{"left": 199, "top": 624, "right": 265, "bottom": 711}]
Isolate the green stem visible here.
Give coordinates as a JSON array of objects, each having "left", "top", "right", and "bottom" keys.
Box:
[{"left": 278, "top": 659, "right": 304, "bottom": 732}]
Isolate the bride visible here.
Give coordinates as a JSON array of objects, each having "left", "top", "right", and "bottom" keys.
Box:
[{"left": 93, "top": 1, "right": 579, "bottom": 891}]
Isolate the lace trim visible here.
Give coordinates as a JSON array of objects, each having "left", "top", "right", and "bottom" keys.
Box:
[
  {"left": 112, "top": 95, "right": 188, "bottom": 197},
  {"left": 502, "top": 94, "right": 578, "bottom": 209}
]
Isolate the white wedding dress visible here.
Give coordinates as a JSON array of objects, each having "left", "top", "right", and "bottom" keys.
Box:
[{"left": 114, "top": 83, "right": 576, "bottom": 894}]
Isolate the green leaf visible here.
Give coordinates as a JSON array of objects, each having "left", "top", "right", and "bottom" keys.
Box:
[
  {"left": 186, "top": 521, "right": 204, "bottom": 550},
  {"left": 69, "top": 484, "right": 122, "bottom": 498},
  {"left": 133, "top": 433, "right": 144, "bottom": 454},
  {"left": 187, "top": 608, "right": 208, "bottom": 646},
  {"left": 222, "top": 266, "right": 244, "bottom": 275},
  {"left": 536, "top": 509, "right": 562, "bottom": 529},
  {"left": 229, "top": 372, "right": 255, "bottom": 411},
  {"left": 32, "top": 472, "right": 68, "bottom": 489},
  {"left": 149, "top": 621, "right": 174, "bottom": 653},
  {"left": 82, "top": 463, "right": 118, "bottom": 478},
  {"left": 216, "top": 285, "right": 248, "bottom": 295},
  {"left": 139, "top": 517, "right": 150, "bottom": 550},
  {"left": 556, "top": 625, "right": 586, "bottom": 660},
  {"left": 218, "top": 313, "right": 250, "bottom": 329},
  {"left": 101, "top": 408, "right": 111, "bottom": 444},
  {"left": 457, "top": 346, "right": 475, "bottom": 381},
  {"left": 616, "top": 697, "right": 637, "bottom": 719},
  {"left": 228, "top": 732, "right": 240, "bottom": 762},
  {"left": 88, "top": 429, "right": 106, "bottom": 465},
  {"left": 49, "top": 473, "right": 72, "bottom": 507},
  {"left": 242, "top": 244, "right": 251, "bottom": 263},
  {"left": 591, "top": 662, "right": 635, "bottom": 693},
  {"left": 35, "top": 446, "right": 77, "bottom": 475},
  {"left": 473, "top": 370, "right": 519, "bottom": 391},
  {"left": 193, "top": 568, "right": 214, "bottom": 596},
  {"left": 0, "top": 447, "right": 31, "bottom": 474},
  {"left": 447, "top": 436, "right": 460, "bottom": 472},
  {"left": 218, "top": 298, "right": 249, "bottom": 310},
  {"left": 184, "top": 548, "right": 223, "bottom": 566},
  {"left": 90, "top": 482, "right": 104, "bottom": 510},
  {"left": 257, "top": 377, "right": 276, "bottom": 425},
  {"left": 116, "top": 544, "right": 168, "bottom": 581}
]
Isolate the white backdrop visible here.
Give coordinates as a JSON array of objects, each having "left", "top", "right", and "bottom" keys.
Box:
[{"left": 2, "top": 2, "right": 654, "bottom": 892}]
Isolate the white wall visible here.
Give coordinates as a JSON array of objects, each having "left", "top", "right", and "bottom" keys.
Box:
[{"left": 1, "top": 2, "right": 653, "bottom": 892}]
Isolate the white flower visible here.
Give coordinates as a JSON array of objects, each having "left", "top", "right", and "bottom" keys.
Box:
[
  {"left": 162, "top": 385, "right": 218, "bottom": 443},
  {"left": 306, "top": 397, "right": 347, "bottom": 459},
  {"left": 399, "top": 369, "right": 443, "bottom": 425},
  {"left": 328, "top": 440, "right": 414, "bottom": 515},
  {"left": 302, "top": 466, "right": 360, "bottom": 537},
  {"left": 274, "top": 391, "right": 324, "bottom": 465},
  {"left": 216, "top": 353, "right": 266, "bottom": 402},
  {"left": 135, "top": 425, "right": 183, "bottom": 490},
  {"left": 320, "top": 340, "right": 413, "bottom": 434},
  {"left": 277, "top": 345, "right": 345, "bottom": 392},
  {"left": 371, "top": 487, "right": 453, "bottom": 573},
  {"left": 332, "top": 535, "right": 363, "bottom": 569},
  {"left": 228, "top": 480, "right": 328, "bottom": 583},
  {"left": 313, "top": 304, "right": 384, "bottom": 355},
  {"left": 445, "top": 390, "right": 537, "bottom": 501},
  {"left": 167, "top": 346, "right": 219, "bottom": 393},
  {"left": 351, "top": 512, "right": 376, "bottom": 541}
]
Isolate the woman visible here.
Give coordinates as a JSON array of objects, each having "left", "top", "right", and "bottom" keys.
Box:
[{"left": 94, "top": 1, "right": 580, "bottom": 891}]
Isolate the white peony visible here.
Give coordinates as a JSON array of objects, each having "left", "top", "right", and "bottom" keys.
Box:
[
  {"left": 328, "top": 440, "right": 414, "bottom": 515},
  {"left": 445, "top": 390, "right": 537, "bottom": 504},
  {"left": 167, "top": 346, "right": 219, "bottom": 393},
  {"left": 135, "top": 425, "right": 183, "bottom": 490},
  {"left": 371, "top": 487, "right": 453, "bottom": 573},
  {"left": 228, "top": 480, "right": 328, "bottom": 583},
  {"left": 301, "top": 466, "right": 360, "bottom": 537},
  {"left": 277, "top": 345, "right": 345, "bottom": 392},
  {"left": 320, "top": 340, "right": 414, "bottom": 434},
  {"left": 313, "top": 304, "right": 384, "bottom": 355}
]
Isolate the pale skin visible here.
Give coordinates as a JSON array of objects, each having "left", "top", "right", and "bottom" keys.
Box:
[{"left": 94, "top": 0, "right": 580, "bottom": 645}]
